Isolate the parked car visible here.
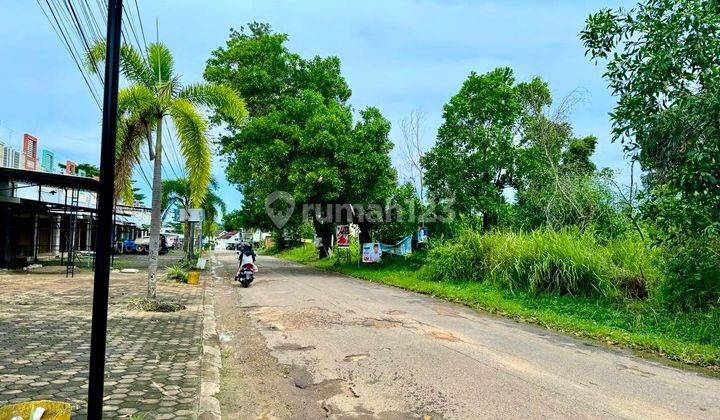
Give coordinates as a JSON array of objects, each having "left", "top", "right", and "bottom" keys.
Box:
[{"left": 129, "top": 235, "right": 168, "bottom": 254}]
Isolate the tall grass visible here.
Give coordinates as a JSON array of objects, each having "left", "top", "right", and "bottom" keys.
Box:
[{"left": 421, "top": 228, "right": 661, "bottom": 299}]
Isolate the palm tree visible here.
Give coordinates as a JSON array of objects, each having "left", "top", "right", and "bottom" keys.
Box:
[
  {"left": 87, "top": 42, "right": 246, "bottom": 299},
  {"left": 162, "top": 177, "right": 226, "bottom": 257}
]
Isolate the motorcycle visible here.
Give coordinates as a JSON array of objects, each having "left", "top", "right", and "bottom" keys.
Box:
[{"left": 234, "top": 251, "right": 256, "bottom": 287}]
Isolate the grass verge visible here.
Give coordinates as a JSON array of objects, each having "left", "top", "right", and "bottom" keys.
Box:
[{"left": 275, "top": 244, "right": 720, "bottom": 373}]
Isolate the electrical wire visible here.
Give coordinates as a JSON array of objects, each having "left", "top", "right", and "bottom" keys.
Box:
[{"left": 37, "top": 0, "right": 102, "bottom": 108}]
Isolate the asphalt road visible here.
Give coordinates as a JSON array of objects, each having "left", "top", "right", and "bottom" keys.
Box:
[{"left": 212, "top": 251, "right": 720, "bottom": 419}]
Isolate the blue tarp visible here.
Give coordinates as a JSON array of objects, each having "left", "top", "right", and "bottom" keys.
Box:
[{"left": 380, "top": 235, "right": 413, "bottom": 256}]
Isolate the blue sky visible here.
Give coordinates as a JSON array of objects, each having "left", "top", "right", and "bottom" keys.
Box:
[{"left": 0, "top": 0, "right": 634, "bottom": 211}]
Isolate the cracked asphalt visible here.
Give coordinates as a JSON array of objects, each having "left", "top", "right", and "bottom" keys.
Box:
[{"left": 211, "top": 250, "right": 720, "bottom": 419}]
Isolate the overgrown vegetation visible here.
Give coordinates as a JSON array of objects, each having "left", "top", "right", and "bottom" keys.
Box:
[
  {"left": 421, "top": 229, "right": 659, "bottom": 299},
  {"left": 581, "top": 0, "right": 720, "bottom": 311}
]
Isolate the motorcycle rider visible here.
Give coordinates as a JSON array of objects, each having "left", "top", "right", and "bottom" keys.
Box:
[{"left": 239, "top": 241, "right": 257, "bottom": 272}]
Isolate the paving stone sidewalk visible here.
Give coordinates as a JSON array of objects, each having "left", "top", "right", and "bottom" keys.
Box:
[{"left": 0, "top": 268, "right": 204, "bottom": 419}]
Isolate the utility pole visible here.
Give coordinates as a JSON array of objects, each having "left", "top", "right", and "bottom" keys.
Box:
[{"left": 87, "top": 0, "right": 122, "bottom": 418}]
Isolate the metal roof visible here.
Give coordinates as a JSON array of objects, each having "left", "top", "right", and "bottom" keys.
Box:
[{"left": 0, "top": 167, "right": 99, "bottom": 191}]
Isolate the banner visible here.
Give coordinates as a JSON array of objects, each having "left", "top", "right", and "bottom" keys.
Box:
[
  {"left": 336, "top": 225, "right": 350, "bottom": 248},
  {"left": 362, "top": 242, "right": 382, "bottom": 263},
  {"left": 381, "top": 235, "right": 412, "bottom": 256}
]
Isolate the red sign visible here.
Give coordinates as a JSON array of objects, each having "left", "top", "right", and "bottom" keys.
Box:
[{"left": 336, "top": 225, "right": 350, "bottom": 248}]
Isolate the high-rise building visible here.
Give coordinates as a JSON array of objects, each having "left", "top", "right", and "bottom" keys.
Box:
[
  {"left": 40, "top": 149, "right": 55, "bottom": 172},
  {"left": 1, "top": 143, "right": 21, "bottom": 169},
  {"left": 23, "top": 134, "right": 38, "bottom": 171}
]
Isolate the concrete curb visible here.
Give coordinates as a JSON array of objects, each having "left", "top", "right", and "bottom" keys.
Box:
[{"left": 198, "top": 256, "right": 222, "bottom": 419}]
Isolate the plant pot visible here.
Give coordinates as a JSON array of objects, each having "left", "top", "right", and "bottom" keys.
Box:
[{"left": 187, "top": 270, "right": 200, "bottom": 285}]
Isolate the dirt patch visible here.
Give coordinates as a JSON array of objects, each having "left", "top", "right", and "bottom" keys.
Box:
[
  {"left": 250, "top": 306, "right": 344, "bottom": 331},
  {"left": 427, "top": 330, "right": 462, "bottom": 342},
  {"left": 126, "top": 297, "right": 186, "bottom": 312}
]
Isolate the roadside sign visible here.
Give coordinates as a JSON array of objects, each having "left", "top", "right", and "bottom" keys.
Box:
[
  {"left": 362, "top": 242, "right": 382, "bottom": 263},
  {"left": 336, "top": 225, "right": 349, "bottom": 248}
]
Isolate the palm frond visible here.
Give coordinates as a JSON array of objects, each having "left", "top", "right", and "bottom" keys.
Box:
[
  {"left": 118, "top": 85, "right": 157, "bottom": 117},
  {"left": 115, "top": 113, "right": 152, "bottom": 203},
  {"left": 179, "top": 83, "right": 248, "bottom": 124},
  {"left": 204, "top": 190, "right": 227, "bottom": 215},
  {"left": 147, "top": 43, "right": 174, "bottom": 84},
  {"left": 170, "top": 99, "right": 211, "bottom": 207},
  {"left": 86, "top": 40, "right": 154, "bottom": 86},
  {"left": 161, "top": 178, "right": 190, "bottom": 211},
  {"left": 201, "top": 190, "right": 225, "bottom": 227}
]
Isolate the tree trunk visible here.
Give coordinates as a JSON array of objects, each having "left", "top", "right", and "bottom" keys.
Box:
[
  {"left": 357, "top": 220, "right": 372, "bottom": 245},
  {"left": 312, "top": 217, "right": 334, "bottom": 258},
  {"left": 188, "top": 222, "right": 195, "bottom": 258},
  {"left": 147, "top": 118, "right": 163, "bottom": 299},
  {"left": 483, "top": 211, "right": 496, "bottom": 232},
  {"left": 183, "top": 221, "right": 190, "bottom": 256}
]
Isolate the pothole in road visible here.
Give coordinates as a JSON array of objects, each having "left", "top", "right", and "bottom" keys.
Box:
[
  {"left": 274, "top": 343, "right": 316, "bottom": 351},
  {"left": 343, "top": 353, "right": 369, "bottom": 362},
  {"left": 427, "top": 330, "right": 462, "bottom": 342},
  {"left": 249, "top": 306, "right": 344, "bottom": 331},
  {"left": 386, "top": 309, "right": 407, "bottom": 316},
  {"left": 289, "top": 366, "right": 346, "bottom": 393},
  {"left": 360, "top": 317, "right": 403, "bottom": 329}
]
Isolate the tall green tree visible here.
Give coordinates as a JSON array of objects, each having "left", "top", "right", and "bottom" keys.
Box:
[
  {"left": 87, "top": 41, "right": 246, "bottom": 298},
  {"left": 205, "top": 23, "right": 395, "bottom": 256},
  {"left": 423, "top": 68, "right": 521, "bottom": 230},
  {"left": 221, "top": 209, "right": 244, "bottom": 232},
  {"left": 582, "top": 0, "right": 720, "bottom": 308}
]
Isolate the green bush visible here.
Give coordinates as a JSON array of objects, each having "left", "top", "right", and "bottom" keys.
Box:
[
  {"left": 164, "top": 265, "right": 188, "bottom": 283},
  {"left": 660, "top": 241, "right": 720, "bottom": 311},
  {"left": 178, "top": 256, "right": 199, "bottom": 270},
  {"left": 420, "top": 228, "right": 659, "bottom": 299}
]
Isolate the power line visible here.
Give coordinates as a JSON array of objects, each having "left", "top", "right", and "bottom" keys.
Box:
[
  {"left": 165, "top": 122, "right": 187, "bottom": 178},
  {"left": 37, "top": 0, "right": 102, "bottom": 108},
  {"left": 134, "top": 0, "right": 148, "bottom": 50},
  {"left": 64, "top": 0, "right": 102, "bottom": 78}
]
